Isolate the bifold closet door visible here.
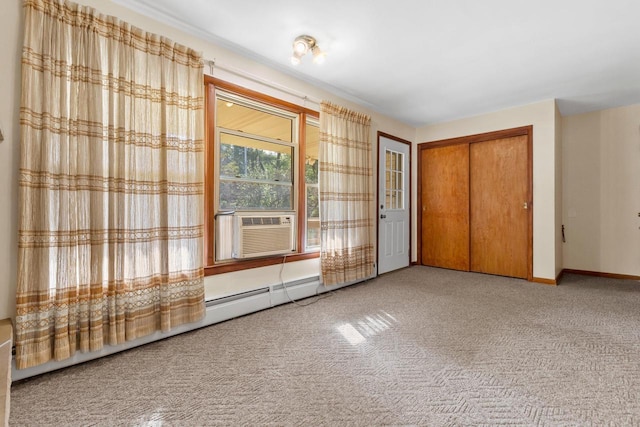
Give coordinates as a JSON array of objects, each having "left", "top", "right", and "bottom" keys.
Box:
[
  {"left": 470, "top": 136, "right": 529, "bottom": 278},
  {"left": 420, "top": 144, "right": 470, "bottom": 271}
]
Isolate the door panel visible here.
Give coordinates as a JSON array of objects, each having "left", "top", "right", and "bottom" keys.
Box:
[
  {"left": 384, "top": 222, "right": 393, "bottom": 257},
  {"left": 378, "top": 136, "right": 410, "bottom": 274},
  {"left": 421, "top": 144, "right": 470, "bottom": 270},
  {"left": 470, "top": 136, "right": 528, "bottom": 278}
]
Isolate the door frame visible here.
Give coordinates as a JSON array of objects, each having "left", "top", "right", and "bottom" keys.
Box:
[
  {"left": 377, "top": 131, "right": 412, "bottom": 274},
  {"left": 417, "top": 125, "right": 533, "bottom": 281}
]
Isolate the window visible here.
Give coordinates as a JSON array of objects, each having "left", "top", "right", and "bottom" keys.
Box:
[
  {"left": 305, "top": 119, "right": 320, "bottom": 249},
  {"left": 217, "top": 94, "right": 296, "bottom": 211},
  {"left": 204, "top": 78, "right": 319, "bottom": 273}
]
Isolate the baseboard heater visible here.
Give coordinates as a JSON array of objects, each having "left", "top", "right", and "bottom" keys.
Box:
[
  {"left": 205, "top": 276, "right": 320, "bottom": 307},
  {"left": 206, "top": 287, "right": 270, "bottom": 307},
  {"left": 271, "top": 276, "right": 320, "bottom": 291}
]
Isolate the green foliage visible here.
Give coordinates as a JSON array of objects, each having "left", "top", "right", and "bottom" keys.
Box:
[
  {"left": 306, "top": 185, "right": 319, "bottom": 219},
  {"left": 305, "top": 159, "right": 318, "bottom": 184},
  {"left": 305, "top": 159, "right": 319, "bottom": 218},
  {"left": 219, "top": 141, "right": 293, "bottom": 210}
]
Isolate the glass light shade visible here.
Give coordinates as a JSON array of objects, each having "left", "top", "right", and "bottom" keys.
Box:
[
  {"left": 311, "top": 46, "right": 325, "bottom": 64},
  {"left": 293, "top": 39, "right": 309, "bottom": 54},
  {"left": 291, "top": 50, "right": 304, "bottom": 65}
]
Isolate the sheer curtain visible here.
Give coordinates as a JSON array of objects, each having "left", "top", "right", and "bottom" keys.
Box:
[
  {"left": 319, "top": 102, "right": 374, "bottom": 286},
  {"left": 16, "top": 0, "right": 205, "bottom": 369}
]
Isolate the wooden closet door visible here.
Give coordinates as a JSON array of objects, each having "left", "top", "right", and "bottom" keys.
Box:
[
  {"left": 470, "top": 136, "right": 529, "bottom": 278},
  {"left": 421, "top": 144, "right": 470, "bottom": 271}
]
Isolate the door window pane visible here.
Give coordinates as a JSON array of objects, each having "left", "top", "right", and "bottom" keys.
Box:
[{"left": 385, "top": 149, "right": 404, "bottom": 210}]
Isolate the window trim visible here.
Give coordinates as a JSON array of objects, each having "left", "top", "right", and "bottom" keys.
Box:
[{"left": 204, "top": 76, "right": 319, "bottom": 275}]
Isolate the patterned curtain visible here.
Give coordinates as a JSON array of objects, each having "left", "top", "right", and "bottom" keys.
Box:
[
  {"left": 319, "top": 102, "right": 374, "bottom": 286},
  {"left": 16, "top": 0, "right": 205, "bottom": 369}
]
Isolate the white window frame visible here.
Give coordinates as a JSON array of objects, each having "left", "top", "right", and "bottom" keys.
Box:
[{"left": 214, "top": 91, "right": 300, "bottom": 261}]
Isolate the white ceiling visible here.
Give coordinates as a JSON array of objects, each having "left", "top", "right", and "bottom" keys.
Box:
[{"left": 119, "top": 0, "right": 640, "bottom": 127}]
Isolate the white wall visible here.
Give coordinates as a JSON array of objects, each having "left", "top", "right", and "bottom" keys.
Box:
[
  {"left": 414, "top": 100, "right": 559, "bottom": 281},
  {"left": 0, "top": 0, "right": 414, "bottom": 320},
  {"left": 562, "top": 104, "right": 640, "bottom": 276}
]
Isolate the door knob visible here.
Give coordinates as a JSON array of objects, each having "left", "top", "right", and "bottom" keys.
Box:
[
  {"left": 380, "top": 214, "right": 387, "bottom": 219},
  {"left": 523, "top": 202, "right": 529, "bottom": 210}
]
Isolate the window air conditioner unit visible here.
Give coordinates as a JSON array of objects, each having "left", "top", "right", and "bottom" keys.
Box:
[{"left": 233, "top": 215, "right": 295, "bottom": 259}]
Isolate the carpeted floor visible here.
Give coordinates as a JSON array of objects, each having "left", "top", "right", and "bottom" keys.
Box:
[{"left": 9, "top": 266, "right": 640, "bottom": 426}]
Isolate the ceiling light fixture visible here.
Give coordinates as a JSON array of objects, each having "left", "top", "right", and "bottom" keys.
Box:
[
  {"left": 311, "top": 45, "right": 326, "bottom": 64},
  {"left": 291, "top": 35, "right": 325, "bottom": 65}
]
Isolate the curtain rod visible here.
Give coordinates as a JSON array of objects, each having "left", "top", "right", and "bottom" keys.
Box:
[{"left": 206, "top": 60, "right": 322, "bottom": 107}]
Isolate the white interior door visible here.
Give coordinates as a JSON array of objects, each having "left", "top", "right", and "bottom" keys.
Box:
[{"left": 378, "top": 135, "right": 410, "bottom": 274}]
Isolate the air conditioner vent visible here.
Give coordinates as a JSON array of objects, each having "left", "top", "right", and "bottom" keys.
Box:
[
  {"left": 241, "top": 217, "right": 290, "bottom": 226},
  {"left": 233, "top": 215, "right": 295, "bottom": 258}
]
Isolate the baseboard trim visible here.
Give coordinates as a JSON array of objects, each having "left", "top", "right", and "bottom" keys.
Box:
[
  {"left": 562, "top": 269, "right": 640, "bottom": 281},
  {"left": 531, "top": 277, "right": 557, "bottom": 285}
]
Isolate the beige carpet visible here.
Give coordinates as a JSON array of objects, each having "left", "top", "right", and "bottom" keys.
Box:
[{"left": 10, "top": 267, "right": 640, "bottom": 426}]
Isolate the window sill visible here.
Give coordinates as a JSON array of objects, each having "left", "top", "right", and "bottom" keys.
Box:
[{"left": 204, "top": 251, "right": 320, "bottom": 276}]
